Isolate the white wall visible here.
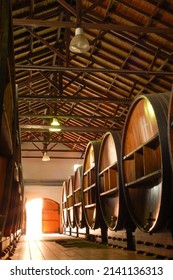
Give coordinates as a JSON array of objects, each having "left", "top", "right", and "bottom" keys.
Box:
[
  {"left": 21, "top": 142, "right": 83, "bottom": 205},
  {"left": 21, "top": 142, "right": 83, "bottom": 185},
  {"left": 22, "top": 157, "right": 83, "bottom": 184},
  {"left": 24, "top": 185, "right": 62, "bottom": 204}
]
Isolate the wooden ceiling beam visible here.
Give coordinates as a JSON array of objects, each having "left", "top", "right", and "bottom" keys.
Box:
[
  {"left": 21, "top": 140, "right": 90, "bottom": 144},
  {"left": 18, "top": 95, "right": 132, "bottom": 103},
  {"left": 22, "top": 155, "right": 83, "bottom": 159},
  {"left": 19, "top": 113, "right": 125, "bottom": 121},
  {"left": 20, "top": 124, "right": 115, "bottom": 132},
  {"left": 12, "top": 19, "right": 173, "bottom": 33},
  {"left": 21, "top": 148, "right": 83, "bottom": 152},
  {"left": 15, "top": 64, "right": 173, "bottom": 75}
]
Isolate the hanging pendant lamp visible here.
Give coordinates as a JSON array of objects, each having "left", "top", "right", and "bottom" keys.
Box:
[
  {"left": 69, "top": 27, "right": 90, "bottom": 53},
  {"left": 49, "top": 117, "right": 61, "bottom": 132},
  {"left": 42, "top": 151, "right": 50, "bottom": 161}
]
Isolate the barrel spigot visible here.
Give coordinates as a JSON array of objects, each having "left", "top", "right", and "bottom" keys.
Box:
[{"left": 144, "top": 212, "right": 155, "bottom": 232}]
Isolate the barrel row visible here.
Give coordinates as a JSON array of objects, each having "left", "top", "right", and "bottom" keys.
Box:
[
  {"left": 0, "top": 2, "right": 24, "bottom": 258},
  {"left": 62, "top": 91, "right": 173, "bottom": 234},
  {"left": 0, "top": 82, "right": 24, "bottom": 257}
]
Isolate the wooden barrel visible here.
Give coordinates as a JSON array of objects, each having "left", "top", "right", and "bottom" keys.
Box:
[
  {"left": 0, "top": 2, "right": 21, "bottom": 239},
  {"left": 121, "top": 92, "right": 172, "bottom": 233},
  {"left": 67, "top": 175, "right": 76, "bottom": 228},
  {"left": 0, "top": 157, "right": 8, "bottom": 209},
  {"left": 168, "top": 90, "right": 173, "bottom": 211},
  {"left": 0, "top": 158, "right": 15, "bottom": 236},
  {"left": 0, "top": 83, "right": 14, "bottom": 234},
  {"left": 73, "top": 165, "right": 86, "bottom": 228},
  {"left": 168, "top": 90, "right": 173, "bottom": 171},
  {"left": 3, "top": 128, "right": 24, "bottom": 237},
  {"left": 61, "top": 180, "right": 68, "bottom": 227},
  {"left": 3, "top": 83, "right": 13, "bottom": 133},
  {"left": 4, "top": 161, "right": 24, "bottom": 236},
  {"left": 82, "top": 140, "right": 104, "bottom": 229},
  {"left": 3, "top": 181, "right": 20, "bottom": 237},
  {"left": 98, "top": 131, "right": 133, "bottom": 231},
  {"left": 0, "top": 83, "right": 13, "bottom": 157}
]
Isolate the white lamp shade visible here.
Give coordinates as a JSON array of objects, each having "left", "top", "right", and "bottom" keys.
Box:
[
  {"left": 51, "top": 117, "right": 60, "bottom": 126},
  {"left": 49, "top": 117, "right": 61, "bottom": 132},
  {"left": 42, "top": 152, "right": 50, "bottom": 161},
  {"left": 69, "top": 28, "right": 90, "bottom": 53}
]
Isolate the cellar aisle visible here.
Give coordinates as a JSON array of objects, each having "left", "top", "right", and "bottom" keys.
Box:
[{"left": 10, "top": 234, "right": 155, "bottom": 260}]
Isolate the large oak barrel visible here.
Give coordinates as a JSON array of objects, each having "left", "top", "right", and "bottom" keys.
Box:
[
  {"left": 168, "top": 90, "right": 173, "bottom": 211},
  {"left": 0, "top": 83, "right": 13, "bottom": 157},
  {"left": 168, "top": 91, "right": 173, "bottom": 170},
  {"left": 82, "top": 140, "right": 104, "bottom": 229},
  {"left": 121, "top": 92, "right": 172, "bottom": 233},
  {"left": 0, "top": 157, "right": 8, "bottom": 209},
  {"left": 0, "top": 2, "right": 23, "bottom": 240},
  {"left": 67, "top": 175, "right": 75, "bottom": 228},
  {"left": 3, "top": 133, "right": 24, "bottom": 237},
  {"left": 73, "top": 165, "right": 86, "bottom": 228},
  {"left": 0, "top": 158, "right": 14, "bottom": 236},
  {"left": 0, "top": 83, "right": 14, "bottom": 234},
  {"left": 61, "top": 180, "right": 68, "bottom": 227},
  {"left": 98, "top": 131, "right": 133, "bottom": 231}
]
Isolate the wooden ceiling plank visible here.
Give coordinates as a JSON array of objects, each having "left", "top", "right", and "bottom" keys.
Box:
[
  {"left": 111, "top": 30, "right": 173, "bottom": 63},
  {"left": 82, "top": 0, "right": 106, "bottom": 17},
  {"left": 38, "top": 71, "right": 60, "bottom": 91},
  {"left": 25, "top": 83, "right": 55, "bottom": 112},
  {"left": 25, "top": 26, "right": 66, "bottom": 61},
  {"left": 138, "top": 54, "right": 173, "bottom": 96},
  {"left": 56, "top": 0, "right": 77, "bottom": 17}
]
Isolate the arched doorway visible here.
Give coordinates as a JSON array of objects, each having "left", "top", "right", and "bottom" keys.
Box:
[
  {"left": 26, "top": 198, "right": 60, "bottom": 236},
  {"left": 42, "top": 198, "right": 60, "bottom": 234}
]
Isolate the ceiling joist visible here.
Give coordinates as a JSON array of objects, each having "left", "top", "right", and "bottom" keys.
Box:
[
  {"left": 18, "top": 95, "right": 132, "bottom": 103},
  {"left": 19, "top": 113, "right": 125, "bottom": 121},
  {"left": 15, "top": 64, "right": 173, "bottom": 75},
  {"left": 13, "top": 19, "right": 173, "bottom": 34},
  {"left": 20, "top": 124, "right": 116, "bottom": 132},
  {"left": 12, "top": 0, "right": 173, "bottom": 156}
]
